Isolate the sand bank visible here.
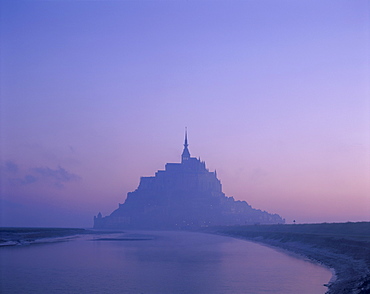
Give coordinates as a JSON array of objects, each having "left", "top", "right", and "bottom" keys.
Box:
[{"left": 205, "top": 222, "right": 370, "bottom": 294}]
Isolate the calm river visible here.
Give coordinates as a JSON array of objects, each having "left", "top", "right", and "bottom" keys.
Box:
[{"left": 0, "top": 230, "right": 332, "bottom": 293}]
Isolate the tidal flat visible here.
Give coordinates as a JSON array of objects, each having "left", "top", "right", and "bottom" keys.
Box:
[
  {"left": 1, "top": 223, "right": 368, "bottom": 293},
  {"left": 206, "top": 222, "right": 370, "bottom": 294}
]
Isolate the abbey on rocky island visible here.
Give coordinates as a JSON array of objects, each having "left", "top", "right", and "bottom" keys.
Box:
[{"left": 94, "top": 131, "right": 285, "bottom": 229}]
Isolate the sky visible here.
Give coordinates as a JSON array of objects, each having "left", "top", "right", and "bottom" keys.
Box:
[{"left": 1, "top": 0, "right": 369, "bottom": 227}]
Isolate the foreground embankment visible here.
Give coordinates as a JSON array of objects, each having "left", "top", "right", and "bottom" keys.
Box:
[{"left": 205, "top": 222, "right": 370, "bottom": 294}]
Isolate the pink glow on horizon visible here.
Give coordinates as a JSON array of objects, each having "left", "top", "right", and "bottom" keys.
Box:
[{"left": 1, "top": 0, "right": 369, "bottom": 227}]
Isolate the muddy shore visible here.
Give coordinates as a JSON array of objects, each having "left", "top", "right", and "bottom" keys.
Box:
[
  {"left": 204, "top": 222, "right": 370, "bottom": 294},
  {"left": 2, "top": 224, "right": 369, "bottom": 293}
]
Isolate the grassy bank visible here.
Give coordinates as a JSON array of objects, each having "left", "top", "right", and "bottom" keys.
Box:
[{"left": 205, "top": 222, "right": 370, "bottom": 294}]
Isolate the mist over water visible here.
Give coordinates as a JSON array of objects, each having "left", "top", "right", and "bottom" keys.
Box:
[{"left": 0, "top": 230, "right": 331, "bottom": 293}]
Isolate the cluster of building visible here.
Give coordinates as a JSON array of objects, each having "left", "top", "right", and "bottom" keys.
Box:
[{"left": 94, "top": 131, "right": 284, "bottom": 229}]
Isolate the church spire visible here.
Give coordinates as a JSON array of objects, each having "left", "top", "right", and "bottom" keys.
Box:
[
  {"left": 184, "top": 127, "right": 188, "bottom": 148},
  {"left": 181, "top": 128, "right": 190, "bottom": 162}
]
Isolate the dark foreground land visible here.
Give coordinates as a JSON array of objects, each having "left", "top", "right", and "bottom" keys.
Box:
[{"left": 205, "top": 222, "right": 370, "bottom": 294}]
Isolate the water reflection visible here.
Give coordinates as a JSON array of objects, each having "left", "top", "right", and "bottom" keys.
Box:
[{"left": 0, "top": 231, "right": 331, "bottom": 294}]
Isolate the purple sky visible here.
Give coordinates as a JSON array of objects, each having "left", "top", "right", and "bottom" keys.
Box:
[{"left": 1, "top": 0, "right": 369, "bottom": 227}]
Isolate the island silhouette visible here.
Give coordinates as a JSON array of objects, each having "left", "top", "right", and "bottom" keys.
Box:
[{"left": 94, "top": 131, "right": 285, "bottom": 229}]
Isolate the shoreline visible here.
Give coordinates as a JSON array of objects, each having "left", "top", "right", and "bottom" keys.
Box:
[
  {"left": 0, "top": 227, "right": 120, "bottom": 246},
  {"left": 2, "top": 224, "right": 369, "bottom": 293},
  {"left": 215, "top": 230, "right": 338, "bottom": 281},
  {"left": 204, "top": 222, "right": 370, "bottom": 294}
]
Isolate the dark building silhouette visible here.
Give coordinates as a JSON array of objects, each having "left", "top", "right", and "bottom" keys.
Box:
[{"left": 94, "top": 131, "right": 285, "bottom": 229}]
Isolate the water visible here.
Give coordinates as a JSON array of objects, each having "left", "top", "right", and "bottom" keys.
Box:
[{"left": 0, "top": 230, "right": 332, "bottom": 293}]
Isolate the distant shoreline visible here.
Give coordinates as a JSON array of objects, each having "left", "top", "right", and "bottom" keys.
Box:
[
  {"left": 203, "top": 222, "right": 370, "bottom": 294},
  {"left": 0, "top": 228, "right": 120, "bottom": 246},
  {"left": 0, "top": 228, "right": 87, "bottom": 246}
]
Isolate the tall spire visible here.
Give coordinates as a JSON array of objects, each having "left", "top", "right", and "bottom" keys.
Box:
[
  {"left": 181, "top": 127, "right": 190, "bottom": 162},
  {"left": 184, "top": 127, "right": 188, "bottom": 148}
]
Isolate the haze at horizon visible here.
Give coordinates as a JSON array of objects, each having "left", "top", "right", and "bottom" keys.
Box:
[{"left": 0, "top": 0, "right": 369, "bottom": 227}]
